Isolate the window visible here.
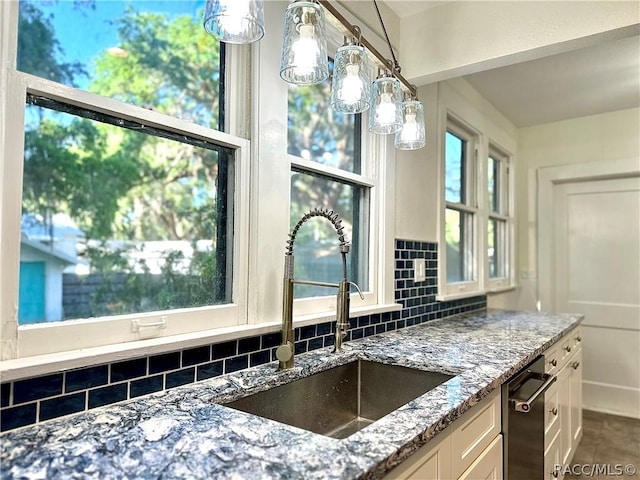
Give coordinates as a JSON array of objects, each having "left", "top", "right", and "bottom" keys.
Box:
[
  {"left": 2, "top": 0, "right": 249, "bottom": 357},
  {"left": 17, "top": 0, "right": 225, "bottom": 130},
  {"left": 1, "top": 0, "right": 394, "bottom": 364},
  {"left": 442, "top": 120, "right": 479, "bottom": 296},
  {"left": 439, "top": 112, "right": 515, "bottom": 299},
  {"left": 487, "top": 145, "right": 513, "bottom": 288},
  {"left": 287, "top": 48, "right": 375, "bottom": 309},
  {"left": 20, "top": 95, "right": 233, "bottom": 324}
]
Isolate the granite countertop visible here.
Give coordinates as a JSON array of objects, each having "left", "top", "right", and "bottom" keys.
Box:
[{"left": 0, "top": 309, "right": 582, "bottom": 479}]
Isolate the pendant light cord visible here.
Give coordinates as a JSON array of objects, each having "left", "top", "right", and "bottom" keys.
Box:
[{"left": 373, "top": 0, "right": 400, "bottom": 73}]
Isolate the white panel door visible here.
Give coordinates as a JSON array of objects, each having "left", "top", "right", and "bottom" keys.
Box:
[{"left": 554, "top": 176, "right": 640, "bottom": 418}]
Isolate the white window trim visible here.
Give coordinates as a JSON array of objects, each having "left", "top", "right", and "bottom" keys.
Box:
[
  {"left": 438, "top": 112, "right": 482, "bottom": 300},
  {"left": 1, "top": 70, "right": 251, "bottom": 358},
  {"left": 437, "top": 102, "right": 517, "bottom": 300},
  {"left": 249, "top": 1, "right": 397, "bottom": 326},
  {"left": 486, "top": 142, "right": 516, "bottom": 292},
  {"left": 0, "top": 0, "right": 398, "bottom": 370}
]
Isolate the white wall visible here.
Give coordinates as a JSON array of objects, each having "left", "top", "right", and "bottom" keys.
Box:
[
  {"left": 488, "top": 107, "right": 640, "bottom": 418},
  {"left": 394, "top": 78, "right": 518, "bottom": 243},
  {"left": 398, "top": 1, "right": 639, "bottom": 85},
  {"left": 489, "top": 107, "right": 640, "bottom": 311}
]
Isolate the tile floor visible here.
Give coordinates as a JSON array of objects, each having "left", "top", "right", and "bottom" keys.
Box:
[{"left": 566, "top": 409, "right": 640, "bottom": 479}]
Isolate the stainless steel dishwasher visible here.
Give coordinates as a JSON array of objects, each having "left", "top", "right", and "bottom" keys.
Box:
[{"left": 502, "top": 355, "right": 557, "bottom": 480}]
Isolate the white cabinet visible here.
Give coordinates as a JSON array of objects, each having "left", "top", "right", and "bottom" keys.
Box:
[
  {"left": 544, "top": 429, "right": 562, "bottom": 480},
  {"left": 544, "top": 327, "right": 583, "bottom": 475},
  {"left": 569, "top": 348, "right": 583, "bottom": 448},
  {"left": 386, "top": 390, "right": 501, "bottom": 480},
  {"left": 385, "top": 428, "right": 452, "bottom": 480},
  {"left": 458, "top": 435, "right": 503, "bottom": 480},
  {"left": 559, "top": 358, "right": 572, "bottom": 464}
]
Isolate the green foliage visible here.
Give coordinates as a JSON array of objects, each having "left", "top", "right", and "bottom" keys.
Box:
[
  {"left": 83, "top": 243, "right": 222, "bottom": 319},
  {"left": 23, "top": 115, "right": 141, "bottom": 238},
  {"left": 91, "top": 7, "right": 221, "bottom": 128},
  {"left": 17, "top": 1, "right": 87, "bottom": 85},
  {"left": 19, "top": 1, "right": 228, "bottom": 316}
]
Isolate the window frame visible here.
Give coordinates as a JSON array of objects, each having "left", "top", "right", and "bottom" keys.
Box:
[
  {"left": 0, "top": 0, "right": 251, "bottom": 358},
  {"left": 0, "top": 0, "right": 398, "bottom": 368},
  {"left": 249, "top": 1, "right": 396, "bottom": 326},
  {"left": 437, "top": 103, "right": 516, "bottom": 300},
  {"left": 486, "top": 143, "right": 515, "bottom": 291},
  {"left": 286, "top": 20, "right": 380, "bottom": 314},
  {"left": 439, "top": 115, "right": 481, "bottom": 298}
]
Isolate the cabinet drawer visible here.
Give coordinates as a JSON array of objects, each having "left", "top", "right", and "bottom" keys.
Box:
[
  {"left": 457, "top": 434, "right": 503, "bottom": 480},
  {"left": 450, "top": 389, "right": 501, "bottom": 479},
  {"left": 571, "top": 328, "right": 582, "bottom": 350},
  {"left": 544, "top": 382, "right": 560, "bottom": 445},
  {"left": 545, "top": 344, "right": 560, "bottom": 375},
  {"left": 559, "top": 337, "right": 574, "bottom": 370}
]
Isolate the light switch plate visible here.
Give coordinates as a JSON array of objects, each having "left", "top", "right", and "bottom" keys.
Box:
[{"left": 414, "top": 259, "right": 426, "bottom": 282}]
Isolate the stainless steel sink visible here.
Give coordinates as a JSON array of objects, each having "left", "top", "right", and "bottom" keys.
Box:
[{"left": 224, "top": 360, "right": 454, "bottom": 439}]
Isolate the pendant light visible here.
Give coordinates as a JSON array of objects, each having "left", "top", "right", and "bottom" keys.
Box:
[
  {"left": 330, "top": 32, "right": 370, "bottom": 114},
  {"left": 280, "top": 1, "right": 329, "bottom": 85},
  {"left": 203, "top": 0, "right": 265, "bottom": 44},
  {"left": 368, "top": 72, "right": 403, "bottom": 134},
  {"left": 395, "top": 97, "right": 426, "bottom": 150}
]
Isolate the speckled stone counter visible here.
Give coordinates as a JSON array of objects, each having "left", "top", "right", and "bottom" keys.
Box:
[{"left": 0, "top": 309, "right": 582, "bottom": 479}]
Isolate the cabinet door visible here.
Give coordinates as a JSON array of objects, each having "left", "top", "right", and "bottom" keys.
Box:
[
  {"left": 570, "top": 348, "right": 583, "bottom": 449},
  {"left": 558, "top": 364, "right": 572, "bottom": 464},
  {"left": 457, "top": 435, "right": 502, "bottom": 480},
  {"left": 450, "top": 390, "right": 501, "bottom": 478},
  {"left": 544, "top": 429, "right": 562, "bottom": 480},
  {"left": 545, "top": 382, "right": 560, "bottom": 445},
  {"left": 385, "top": 431, "right": 452, "bottom": 480}
]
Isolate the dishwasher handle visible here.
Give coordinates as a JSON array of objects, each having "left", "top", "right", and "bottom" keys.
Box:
[{"left": 510, "top": 372, "right": 557, "bottom": 413}]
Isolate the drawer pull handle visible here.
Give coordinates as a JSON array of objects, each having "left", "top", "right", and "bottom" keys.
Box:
[
  {"left": 564, "top": 345, "right": 572, "bottom": 352},
  {"left": 576, "top": 336, "right": 582, "bottom": 342},
  {"left": 572, "top": 361, "right": 580, "bottom": 370},
  {"left": 549, "top": 358, "right": 557, "bottom": 367},
  {"left": 550, "top": 407, "right": 558, "bottom": 416},
  {"left": 552, "top": 471, "right": 559, "bottom": 478}
]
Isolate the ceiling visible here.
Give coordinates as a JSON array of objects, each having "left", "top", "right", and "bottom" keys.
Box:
[
  {"left": 384, "top": 1, "right": 450, "bottom": 17},
  {"left": 383, "top": 2, "right": 640, "bottom": 127},
  {"left": 463, "top": 35, "right": 640, "bottom": 127}
]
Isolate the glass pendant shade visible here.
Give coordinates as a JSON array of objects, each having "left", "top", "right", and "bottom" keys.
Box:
[
  {"left": 330, "top": 44, "right": 370, "bottom": 114},
  {"left": 203, "top": 0, "right": 265, "bottom": 44},
  {"left": 395, "top": 99, "right": 426, "bottom": 149},
  {"left": 368, "top": 76, "right": 403, "bottom": 134},
  {"left": 280, "top": 1, "right": 329, "bottom": 85}
]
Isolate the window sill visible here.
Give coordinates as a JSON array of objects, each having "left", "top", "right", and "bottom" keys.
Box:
[
  {"left": 436, "top": 290, "right": 485, "bottom": 302},
  {"left": 0, "top": 303, "right": 402, "bottom": 382},
  {"left": 291, "top": 303, "right": 402, "bottom": 328},
  {"left": 486, "top": 284, "right": 518, "bottom": 294}
]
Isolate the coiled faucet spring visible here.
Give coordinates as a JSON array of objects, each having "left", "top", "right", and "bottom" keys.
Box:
[{"left": 277, "top": 208, "right": 363, "bottom": 370}]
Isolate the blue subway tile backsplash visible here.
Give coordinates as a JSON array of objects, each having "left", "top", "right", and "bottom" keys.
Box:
[
  {"left": 130, "top": 375, "right": 163, "bottom": 398},
  {"left": 0, "top": 404, "right": 37, "bottom": 431},
  {"left": 40, "top": 392, "right": 86, "bottom": 421},
  {"left": 65, "top": 365, "right": 108, "bottom": 393},
  {"left": 149, "top": 352, "right": 181, "bottom": 375},
  {"left": 1, "top": 383, "right": 10, "bottom": 408},
  {"left": 0, "top": 239, "right": 486, "bottom": 432},
  {"left": 13, "top": 374, "right": 63, "bottom": 404},
  {"left": 111, "top": 358, "right": 147, "bottom": 382},
  {"left": 88, "top": 383, "right": 127, "bottom": 409}
]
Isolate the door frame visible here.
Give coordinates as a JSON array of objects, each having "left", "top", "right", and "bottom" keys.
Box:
[{"left": 537, "top": 157, "right": 640, "bottom": 312}]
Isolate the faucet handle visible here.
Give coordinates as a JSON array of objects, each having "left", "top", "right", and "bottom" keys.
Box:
[
  {"left": 348, "top": 281, "right": 365, "bottom": 300},
  {"left": 276, "top": 342, "right": 293, "bottom": 363}
]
